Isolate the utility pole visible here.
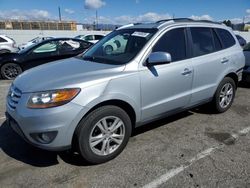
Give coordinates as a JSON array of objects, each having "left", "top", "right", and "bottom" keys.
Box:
[
  {"left": 96, "top": 10, "right": 98, "bottom": 30},
  {"left": 58, "top": 6, "right": 62, "bottom": 21}
]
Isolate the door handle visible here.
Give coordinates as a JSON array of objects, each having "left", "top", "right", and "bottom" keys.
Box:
[
  {"left": 221, "top": 58, "right": 229, "bottom": 64},
  {"left": 182, "top": 68, "right": 192, "bottom": 76}
]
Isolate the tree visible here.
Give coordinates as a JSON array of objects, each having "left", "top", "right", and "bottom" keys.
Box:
[{"left": 223, "top": 20, "right": 232, "bottom": 28}]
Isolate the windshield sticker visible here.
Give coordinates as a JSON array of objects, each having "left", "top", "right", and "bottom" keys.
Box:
[{"left": 132, "top": 32, "right": 150, "bottom": 38}]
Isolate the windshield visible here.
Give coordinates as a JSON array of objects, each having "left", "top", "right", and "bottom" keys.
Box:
[
  {"left": 29, "top": 37, "right": 40, "bottom": 42},
  {"left": 74, "top": 35, "right": 84, "bottom": 39},
  {"left": 18, "top": 43, "right": 37, "bottom": 54},
  {"left": 82, "top": 28, "right": 157, "bottom": 65}
]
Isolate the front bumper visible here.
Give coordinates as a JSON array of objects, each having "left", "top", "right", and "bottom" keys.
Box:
[{"left": 6, "top": 92, "right": 88, "bottom": 151}]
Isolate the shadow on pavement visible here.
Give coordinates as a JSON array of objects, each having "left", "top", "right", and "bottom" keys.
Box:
[
  {"left": 0, "top": 110, "right": 196, "bottom": 167},
  {"left": 133, "top": 111, "right": 193, "bottom": 136},
  {"left": 0, "top": 121, "right": 59, "bottom": 167},
  {"left": 238, "top": 82, "right": 250, "bottom": 89}
]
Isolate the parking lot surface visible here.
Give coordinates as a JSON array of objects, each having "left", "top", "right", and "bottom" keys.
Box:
[{"left": 0, "top": 80, "right": 250, "bottom": 188}]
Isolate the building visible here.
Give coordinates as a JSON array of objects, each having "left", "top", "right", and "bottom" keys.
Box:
[{"left": 0, "top": 20, "right": 77, "bottom": 31}]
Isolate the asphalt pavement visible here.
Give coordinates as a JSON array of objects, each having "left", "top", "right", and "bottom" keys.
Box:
[{"left": 0, "top": 80, "right": 250, "bottom": 188}]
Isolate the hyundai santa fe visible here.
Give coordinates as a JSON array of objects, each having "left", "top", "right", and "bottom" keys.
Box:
[{"left": 6, "top": 18, "right": 245, "bottom": 164}]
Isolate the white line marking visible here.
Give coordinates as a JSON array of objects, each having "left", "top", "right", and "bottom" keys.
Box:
[
  {"left": 239, "top": 127, "right": 250, "bottom": 135},
  {"left": 143, "top": 126, "right": 250, "bottom": 188}
]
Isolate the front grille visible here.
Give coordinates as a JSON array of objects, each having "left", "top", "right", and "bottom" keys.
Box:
[{"left": 7, "top": 85, "right": 22, "bottom": 110}]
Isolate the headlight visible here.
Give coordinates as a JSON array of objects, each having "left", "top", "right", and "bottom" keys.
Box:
[{"left": 27, "top": 88, "right": 80, "bottom": 109}]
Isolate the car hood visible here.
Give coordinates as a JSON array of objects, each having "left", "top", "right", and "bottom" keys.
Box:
[{"left": 13, "top": 57, "right": 126, "bottom": 92}]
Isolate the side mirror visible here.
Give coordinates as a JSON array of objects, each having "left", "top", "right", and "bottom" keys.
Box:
[{"left": 145, "top": 52, "right": 172, "bottom": 66}]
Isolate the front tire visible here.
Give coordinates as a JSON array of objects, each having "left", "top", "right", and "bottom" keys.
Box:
[
  {"left": 1, "top": 63, "right": 22, "bottom": 80},
  {"left": 76, "top": 105, "right": 132, "bottom": 164},
  {"left": 213, "top": 77, "right": 236, "bottom": 113}
]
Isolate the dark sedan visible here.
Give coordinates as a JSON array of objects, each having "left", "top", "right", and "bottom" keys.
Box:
[{"left": 0, "top": 38, "right": 93, "bottom": 79}]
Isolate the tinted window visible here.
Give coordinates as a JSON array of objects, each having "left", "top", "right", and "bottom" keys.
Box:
[
  {"left": 95, "top": 35, "right": 104, "bottom": 40},
  {"left": 0, "top": 37, "right": 7, "bottom": 43},
  {"left": 212, "top": 30, "right": 222, "bottom": 51},
  {"left": 84, "top": 35, "right": 94, "bottom": 41},
  {"left": 190, "top": 27, "right": 215, "bottom": 57},
  {"left": 216, "top": 28, "right": 236, "bottom": 49},
  {"left": 243, "top": 43, "right": 250, "bottom": 51},
  {"left": 153, "top": 28, "right": 186, "bottom": 62}
]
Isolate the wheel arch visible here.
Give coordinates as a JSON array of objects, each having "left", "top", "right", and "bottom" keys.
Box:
[
  {"left": 72, "top": 99, "right": 137, "bottom": 149},
  {"left": 225, "top": 72, "right": 238, "bottom": 88}
]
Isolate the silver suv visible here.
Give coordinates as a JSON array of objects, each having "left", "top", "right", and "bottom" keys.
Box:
[
  {"left": 0, "top": 35, "right": 19, "bottom": 53},
  {"left": 6, "top": 19, "right": 245, "bottom": 164}
]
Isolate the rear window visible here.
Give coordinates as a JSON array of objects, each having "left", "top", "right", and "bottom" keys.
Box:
[
  {"left": 0, "top": 37, "right": 7, "bottom": 43},
  {"left": 215, "top": 28, "right": 236, "bottom": 49}
]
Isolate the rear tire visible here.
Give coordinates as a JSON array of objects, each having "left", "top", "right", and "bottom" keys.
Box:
[
  {"left": 1, "top": 63, "right": 22, "bottom": 80},
  {"left": 212, "top": 77, "right": 236, "bottom": 113},
  {"left": 76, "top": 105, "right": 132, "bottom": 164}
]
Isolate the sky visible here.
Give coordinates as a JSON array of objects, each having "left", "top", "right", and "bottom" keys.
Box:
[{"left": 0, "top": 0, "right": 249, "bottom": 25}]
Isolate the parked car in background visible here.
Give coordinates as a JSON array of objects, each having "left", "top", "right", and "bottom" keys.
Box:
[
  {"left": 19, "top": 36, "right": 54, "bottom": 50},
  {"left": 0, "top": 35, "right": 19, "bottom": 54},
  {"left": 243, "top": 42, "right": 250, "bottom": 82},
  {"left": 5, "top": 19, "right": 244, "bottom": 164},
  {"left": 74, "top": 34, "right": 104, "bottom": 43},
  {"left": 0, "top": 38, "right": 92, "bottom": 79},
  {"left": 236, "top": 34, "right": 247, "bottom": 47},
  {"left": 102, "top": 34, "right": 127, "bottom": 54}
]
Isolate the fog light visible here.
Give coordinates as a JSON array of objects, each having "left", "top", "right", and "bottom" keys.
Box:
[{"left": 30, "top": 131, "right": 58, "bottom": 144}]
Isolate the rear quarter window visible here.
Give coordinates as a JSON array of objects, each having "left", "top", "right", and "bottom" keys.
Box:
[
  {"left": 0, "top": 37, "right": 7, "bottom": 43},
  {"left": 215, "top": 28, "right": 236, "bottom": 49}
]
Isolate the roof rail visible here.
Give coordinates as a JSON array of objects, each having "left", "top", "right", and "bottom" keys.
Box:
[
  {"left": 194, "top": 20, "right": 222, "bottom": 24},
  {"left": 156, "top": 18, "right": 193, "bottom": 23},
  {"left": 156, "top": 18, "right": 222, "bottom": 25},
  {"left": 116, "top": 23, "right": 134, "bottom": 30}
]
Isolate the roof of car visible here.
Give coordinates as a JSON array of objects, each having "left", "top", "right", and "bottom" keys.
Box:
[
  {"left": 42, "top": 37, "right": 92, "bottom": 43},
  {"left": 118, "top": 18, "right": 224, "bottom": 30}
]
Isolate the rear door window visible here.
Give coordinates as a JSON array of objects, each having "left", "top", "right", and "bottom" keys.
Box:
[
  {"left": 153, "top": 28, "right": 187, "bottom": 62},
  {"left": 190, "top": 27, "right": 216, "bottom": 57},
  {"left": 215, "top": 28, "right": 236, "bottom": 49}
]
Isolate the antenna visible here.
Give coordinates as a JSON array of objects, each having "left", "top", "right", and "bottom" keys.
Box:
[{"left": 96, "top": 10, "right": 98, "bottom": 30}]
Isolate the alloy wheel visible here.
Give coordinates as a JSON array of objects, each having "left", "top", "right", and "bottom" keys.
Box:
[
  {"left": 89, "top": 116, "right": 125, "bottom": 156},
  {"left": 219, "top": 83, "right": 233, "bottom": 109}
]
